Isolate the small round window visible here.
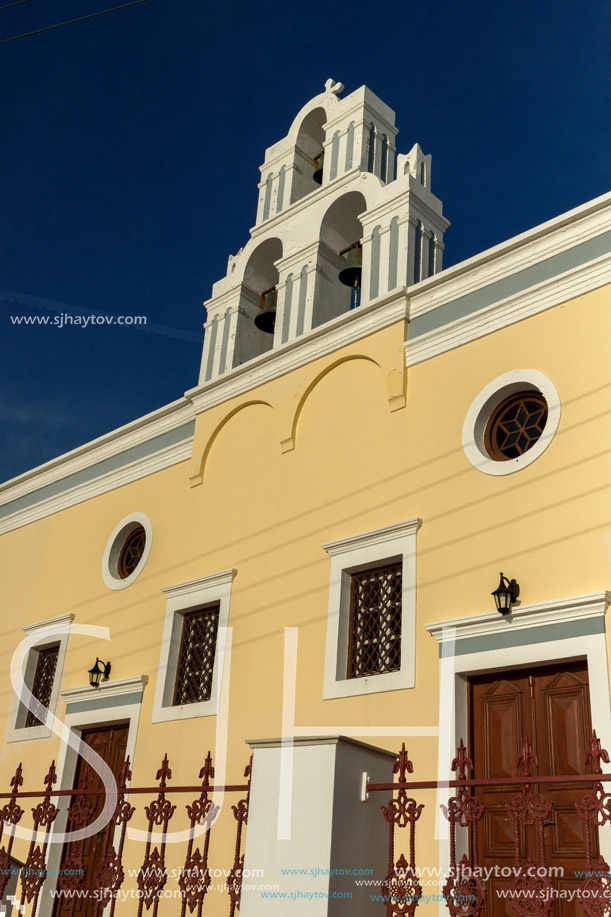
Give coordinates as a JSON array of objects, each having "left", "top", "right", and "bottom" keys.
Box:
[
  {"left": 484, "top": 391, "right": 548, "bottom": 461},
  {"left": 462, "top": 371, "right": 561, "bottom": 477},
  {"left": 102, "top": 513, "right": 152, "bottom": 590},
  {"left": 117, "top": 525, "right": 146, "bottom": 578}
]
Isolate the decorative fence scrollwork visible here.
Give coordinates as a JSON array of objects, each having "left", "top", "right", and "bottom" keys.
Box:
[
  {"left": 575, "top": 731, "right": 611, "bottom": 916},
  {"left": 21, "top": 762, "right": 59, "bottom": 911},
  {"left": 381, "top": 743, "right": 424, "bottom": 917},
  {"left": 368, "top": 729, "right": 611, "bottom": 916},
  {"left": 505, "top": 738, "right": 553, "bottom": 917},
  {"left": 442, "top": 740, "right": 485, "bottom": 917},
  {"left": 0, "top": 763, "right": 24, "bottom": 900},
  {"left": 228, "top": 757, "right": 252, "bottom": 917},
  {"left": 95, "top": 756, "right": 135, "bottom": 917},
  {"left": 0, "top": 750, "right": 251, "bottom": 917}
]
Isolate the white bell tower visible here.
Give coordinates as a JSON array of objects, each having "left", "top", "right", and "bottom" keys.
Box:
[{"left": 199, "top": 79, "right": 449, "bottom": 385}]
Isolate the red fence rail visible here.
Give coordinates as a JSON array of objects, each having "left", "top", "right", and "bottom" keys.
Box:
[
  {"left": 367, "top": 729, "right": 611, "bottom": 917},
  {"left": 0, "top": 750, "right": 251, "bottom": 917}
]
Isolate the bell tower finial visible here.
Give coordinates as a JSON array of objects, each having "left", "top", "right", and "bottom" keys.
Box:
[{"left": 324, "top": 78, "right": 344, "bottom": 95}]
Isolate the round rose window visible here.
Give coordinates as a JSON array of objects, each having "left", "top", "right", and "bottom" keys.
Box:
[
  {"left": 117, "top": 525, "right": 146, "bottom": 579},
  {"left": 484, "top": 391, "right": 548, "bottom": 461}
]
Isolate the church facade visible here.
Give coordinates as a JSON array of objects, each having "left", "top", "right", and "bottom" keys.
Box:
[{"left": 1, "top": 80, "right": 610, "bottom": 916}]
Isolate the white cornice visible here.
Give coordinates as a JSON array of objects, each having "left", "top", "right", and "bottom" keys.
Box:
[
  {"left": 22, "top": 613, "right": 75, "bottom": 636},
  {"left": 405, "top": 251, "right": 611, "bottom": 366},
  {"left": 322, "top": 518, "right": 422, "bottom": 556},
  {"left": 0, "top": 437, "right": 192, "bottom": 536},
  {"left": 249, "top": 168, "right": 365, "bottom": 238},
  {"left": 0, "top": 397, "right": 194, "bottom": 506},
  {"left": 425, "top": 591, "right": 611, "bottom": 645},
  {"left": 161, "top": 568, "right": 237, "bottom": 599},
  {"left": 60, "top": 675, "right": 149, "bottom": 704},
  {"left": 246, "top": 735, "right": 398, "bottom": 756},
  {"left": 409, "top": 190, "right": 611, "bottom": 319},
  {"left": 186, "top": 290, "right": 409, "bottom": 415}
]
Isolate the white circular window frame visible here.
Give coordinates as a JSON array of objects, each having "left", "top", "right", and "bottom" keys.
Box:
[
  {"left": 102, "top": 512, "right": 153, "bottom": 590},
  {"left": 462, "top": 370, "right": 561, "bottom": 476}
]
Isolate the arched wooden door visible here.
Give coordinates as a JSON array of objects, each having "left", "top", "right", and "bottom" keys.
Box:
[{"left": 469, "top": 661, "right": 596, "bottom": 916}]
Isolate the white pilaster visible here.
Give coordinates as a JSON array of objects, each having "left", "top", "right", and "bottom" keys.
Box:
[{"left": 240, "top": 736, "right": 395, "bottom": 917}]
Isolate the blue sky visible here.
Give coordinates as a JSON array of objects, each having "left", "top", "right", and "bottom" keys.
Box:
[{"left": 1, "top": 0, "right": 609, "bottom": 483}]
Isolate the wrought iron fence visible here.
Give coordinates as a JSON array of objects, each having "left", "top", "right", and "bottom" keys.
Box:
[
  {"left": 0, "top": 750, "right": 251, "bottom": 917},
  {"left": 367, "top": 729, "right": 611, "bottom": 917}
]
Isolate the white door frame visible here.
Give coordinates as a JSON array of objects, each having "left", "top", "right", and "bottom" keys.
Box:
[{"left": 425, "top": 591, "right": 611, "bottom": 916}]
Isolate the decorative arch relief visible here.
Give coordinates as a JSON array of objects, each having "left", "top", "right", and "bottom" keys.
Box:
[{"left": 189, "top": 349, "right": 406, "bottom": 487}]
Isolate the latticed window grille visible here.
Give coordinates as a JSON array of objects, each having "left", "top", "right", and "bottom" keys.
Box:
[
  {"left": 173, "top": 605, "right": 220, "bottom": 706},
  {"left": 347, "top": 562, "right": 402, "bottom": 679},
  {"left": 485, "top": 390, "right": 548, "bottom": 461},
  {"left": 25, "top": 644, "right": 59, "bottom": 727},
  {"left": 118, "top": 525, "right": 146, "bottom": 579}
]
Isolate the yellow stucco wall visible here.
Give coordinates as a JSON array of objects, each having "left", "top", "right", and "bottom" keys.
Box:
[{"left": 0, "top": 284, "right": 610, "bottom": 912}]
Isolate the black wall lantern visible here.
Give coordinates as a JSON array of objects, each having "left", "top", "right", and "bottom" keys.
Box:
[
  {"left": 88, "top": 658, "right": 111, "bottom": 688},
  {"left": 491, "top": 572, "right": 520, "bottom": 615}
]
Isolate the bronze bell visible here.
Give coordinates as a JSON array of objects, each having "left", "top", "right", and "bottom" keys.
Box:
[
  {"left": 338, "top": 242, "right": 362, "bottom": 309},
  {"left": 338, "top": 242, "right": 362, "bottom": 288},
  {"left": 254, "top": 286, "right": 277, "bottom": 334},
  {"left": 312, "top": 150, "right": 324, "bottom": 185}
]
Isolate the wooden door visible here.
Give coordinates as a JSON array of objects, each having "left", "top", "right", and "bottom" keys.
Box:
[
  {"left": 53, "top": 724, "right": 128, "bottom": 917},
  {"left": 469, "top": 661, "right": 596, "bottom": 916}
]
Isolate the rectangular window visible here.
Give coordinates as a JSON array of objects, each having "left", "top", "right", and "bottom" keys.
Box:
[
  {"left": 173, "top": 605, "right": 220, "bottom": 706},
  {"left": 347, "top": 562, "right": 402, "bottom": 678},
  {"left": 25, "top": 644, "right": 60, "bottom": 727}
]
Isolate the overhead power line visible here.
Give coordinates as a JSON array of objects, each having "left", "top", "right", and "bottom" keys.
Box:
[
  {"left": 0, "top": 0, "right": 36, "bottom": 12},
  {"left": 0, "top": 0, "right": 151, "bottom": 44}
]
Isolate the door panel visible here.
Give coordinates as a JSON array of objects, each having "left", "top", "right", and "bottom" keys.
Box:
[
  {"left": 469, "top": 661, "right": 595, "bottom": 917},
  {"left": 53, "top": 724, "right": 128, "bottom": 917},
  {"left": 481, "top": 680, "right": 525, "bottom": 784}
]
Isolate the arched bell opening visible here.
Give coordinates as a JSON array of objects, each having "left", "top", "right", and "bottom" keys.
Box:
[
  {"left": 292, "top": 107, "right": 327, "bottom": 202},
  {"left": 314, "top": 191, "right": 366, "bottom": 328},
  {"left": 244, "top": 238, "right": 283, "bottom": 340}
]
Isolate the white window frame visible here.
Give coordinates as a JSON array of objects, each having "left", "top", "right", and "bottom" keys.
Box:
[
  {"left": 152, "top": 569, "right": 236, "bottom": 723},
  {"left": 322, "top": 519, "right": 422, "bottom": 699},
  {"left": 462, "top": 369, "right": 561, "bottom": 476},
  {"left": 5, "top": 613, "right": 74, "bottom": 743},
  {"left": 102, "top": 511, "right": 153, "bottom": 591}
]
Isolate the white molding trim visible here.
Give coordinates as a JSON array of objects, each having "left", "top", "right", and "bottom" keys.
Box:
[
  {"left": 186, "top": 291, "right": 409, "bottom": 415},
  {"left": 322, "top": 519, "right": 421, "bottom": 700},
  {"left": 322, "top": 518, "right": 422, "bottom": 556},
  {"left": 152, "top": 569, "right": 236, "bottom": 723},
  {"left": 409, "top": 189, "right": 611, "bottom": 319},
  {"left": 461, "top": 370, "right": 561, "bottom": 476},
  {"left": 406, "top": 250, "right": 611, "bottom": 367},
  {"left": 22, "top": 613, "right": 75, "bottom": 636},
  {"left": 0, "top": 438, "right": 191, "bottom": 536},
  {"left": 161, "top": 568, "right": 237, "bottom": 600},
  {"left": 425, "top": 591, "right": 611, "bottom": 645},
  {"left": 0, "top": 396, "right": 194, "bottom": 505},
  {"left": 5, "top": 613, "right": 75, "bottom": 744},
  {"left": 60, "top": 674, "right": 149, "bottom": 705},
  {"left": 102, "top": 512, "right": 153, "bottom": 591}
]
